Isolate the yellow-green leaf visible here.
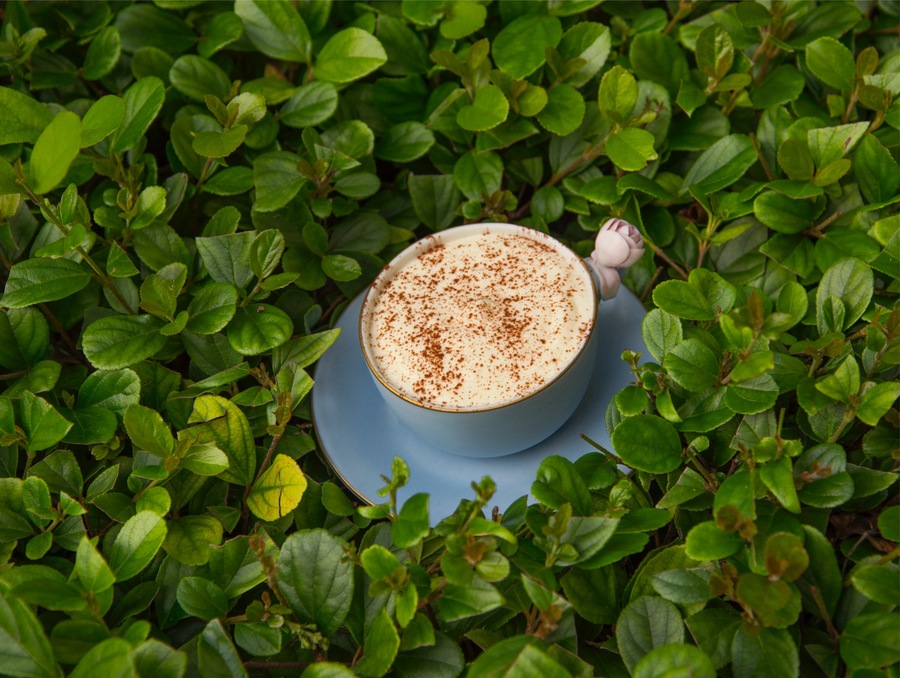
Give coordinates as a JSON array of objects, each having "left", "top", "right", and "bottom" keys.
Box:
[{"left": 246, "top": 454, "right": 307, "bottom": 521}]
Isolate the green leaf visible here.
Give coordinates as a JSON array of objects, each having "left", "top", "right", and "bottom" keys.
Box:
[
  {"left": 598, "top": 65, "right": 638, "bottom": 124},
  {"left": 198, "top": 619, "right": 248, "bottom": 678},
  {"left": 68, "top": 638, "right": 134, "bottom": 678},
  {"left": 27, "top": 111, "right": 80, "bottom": 194},
  {"left": 696, "top": 23, "right": 734, "bottom": 82},
  {"left": 732, "top": 625, "right": 798, "bottom": 678},
  {"left": 20, "top": 391, "right": 71, "bottom": 452},
  {"left": 409, "top": 174, "right": 460, "bottom": 230},
  {"left": 840, "top": 612, "right": 900, "bottom": 670},
  {"left": 612, "top": 415, "right": 682, "bottom": 474},
  {"left": 0, "top": 586, "right": 61, "bottom": 677},
  {"left": 434, "top": 578, "right": 505, "bottom": 622},
  {"left": 75, "top": 536, "right": 116, "bottom": 595},
  {"left": 124, "top": 404, "right": 174, "bottom": 457},
  {"left": 196, "top": 232, "right": 255, "bottom": 289},
  {"left": 629, "top": 31, "right": 689, "bottom": 95},
  {"left": 492, "top": 16, "right": 561, "bottom": 80},
  {"left": 725, "top": 374, "right": 779, "bottom": 415},
  {"left": 753, "top": 192, "right": 813, "bottom": 234},
  {"left": 277, "top": 529, "right": 354, "bottom": 637},
  {"left": 109, "top": 511, "right": 167, "bottom": 581},
  {"left": 392, "top": 493, "right": 429, "bottom": 548},
  {"left": 807, "top": 123, "right": 868, "bottom": 167},
  {"left": 252, "top": 151, "right": 305, "bottom": 212},
  {"left": 315, "top": 28, "right": 386, "bottom": 84},
  {"left": 203, "top": 166, "right": 254, "bottom": 196},
  {"left": 531, "top": 455, "right": 592, "bottom": 515},
  {"left": 805, "top": 37, "right": 855, "bottom": 90},
  {"left": 192, "top": 126, "right": 248, "bottom": 159},
  {"left": 685, "top": 521, "right": 743, "bottom": 560},
  {"left": 453, "top": 150, "right": 502, "bottom": 200},
  {"left": 110, "top": 77, "right": 166, "bottom": 153},
  {"left": 680, "top": 134, "right": 757, "bottom": 195},
  {"left": 356, "top": 608, "right": 400, "bottom": 678},
  {"left": 439, "top": 1, "right": 487, "bottom": 39},
  {"left": 177, "top": 577, "right": 228, "bottom": 620},
  {"left": 199, "top": 11, "right": 243, "bottom": 58},
  {"left": 185, "top": 283, "right": 238, "bottom": 335},
  {"left": 854, "top": 134, "right": 900, "bottom": 204},
  {"left": 375, "top": 122, "right": 435, "bottom": 163},
  {"left": 616, "top": 597, "right": 684, "bottom": 673},
  {"left": 652, "top": 280, "right": 715, "bottom": 321},
  {"left": 170, "top": 55, "right": 230, "bottom": 102},
  {"left": 857, "top": 382, "right": 900, "bottom": 426},
  {"left": 186, "top": 395, "right": 255, "bottom": 485},
  {"left": 816, "top": 258, "right": 873, "bottom": 333},
  {"left": 235, "top": 0, "right": 311, "bottom": 62},
  {"left": 457, "top": 85, "right": 509, "bottom": 132},
  {"left": 247, "top": 454, "right": 307, "bottom": 521},
  {"left": 641, "top": 309, "right": 683, "bottom": 363},
  {"left": 651, "top": 568, "right": 713, "bottom": 604},
  {"left": 536, "top": 84, "right": 585, "bottom": 136},
  {"left": 851, "top": 563, "right": 900, "bottom": 605},
  {"left": 0, "top": 86, "right": 53, "bottom": 145},
  {"left": 82, "top": 315, "right": 166, "bottom": 370},
  {"left": 83, "top": 27, "right": 122, "bottom": 81},
  {"left": 759, "top": 457, "right": 800, "bottom": 514},
  {"left": 0, "top": 308, "right": 48, "bottom": 370},
  {"left": 77, "top": 369, "right": 140, "bottom": 416},
  {"left": 466, "top": 636, "right": 569, "bottom": 678},
  {"left": 665, "top": 339, "right": 719, "bottom": 392},
  {"left": 226, "top": 304, "right": 294, "bottom": 356},
  {"left": 1, "top": 258, "right": 91, "bottom": 309},
  {"left": 281, "top": 81, "right": 338, "bottom": 128},
  {"left": 634, "top": 644, "right": 716, "bottom": 678}
]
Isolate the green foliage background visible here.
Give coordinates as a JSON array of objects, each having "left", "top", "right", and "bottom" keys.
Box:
[{"left": 0, "top": 0, "right": 897, "bottom": 676}]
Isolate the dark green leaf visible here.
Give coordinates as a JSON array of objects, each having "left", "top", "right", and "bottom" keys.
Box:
[
  {"left": 235, "top": 0, "right": 311, "bottom": 62},
  {"left": 805, "top": 37, "right": 855, "bottom": 90},
  {"left": 616, "top": 597, "right": 684, "bottom": 672},
  {"left": 492, "top": 16, "right": 561, "bottom": 80},
  {"left": 634, "top": 644, "right": 716, "bottom": 678},
  {"left": 177, "top": 577, "right": 228, "bottom": 620},
  {"left": 732, "top": 625, "right": 798, "bottom": 678},
  {"left": 83, "top": 27, "right": 122, "bottom": 81},
  {"left": 612, "top": 415, "right": 682, "bottom": 474},
  {"left": 277, "top": 530, "right": 354, "bottom": 636}
]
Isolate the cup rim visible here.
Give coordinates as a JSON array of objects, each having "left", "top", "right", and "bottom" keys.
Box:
[{"left": 358, "top": 223, "right": 599, "bottom": 414}]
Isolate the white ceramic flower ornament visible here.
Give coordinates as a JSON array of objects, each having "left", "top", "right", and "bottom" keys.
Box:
[{"left": 588, "top": 218, "right": 645, "bottom": 300}]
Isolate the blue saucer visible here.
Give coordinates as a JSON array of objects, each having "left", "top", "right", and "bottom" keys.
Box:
[{"left": 311, "top": 291, "right": 648, "bottom": 524}]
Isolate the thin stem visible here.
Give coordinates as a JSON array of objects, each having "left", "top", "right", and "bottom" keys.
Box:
[
  {"left": 640, "top": 266, "right": 664, "bottom": 303},
  {"left": 806, "top": 211, "right": 844, "bottom": 239},
  {"left": 749, "top": 132, "right": 775, "bottom": 181},
  {"left": 38, "top": 303, "right": 80, "bottom": 357},
  {"left": 663, "top": 0, "right": 694, "bottom": 35},
  {"left": 842, "top": 85, "right": 859, "bottom": 125},
  {"left": 648, "top": 241, "right": 690, "bottom": 280},
  {"left": 828, "top": 405, "right": 857, "bottom": 443}
]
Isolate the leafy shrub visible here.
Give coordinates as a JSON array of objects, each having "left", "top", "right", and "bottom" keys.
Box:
[{"left": 0, "top": 0, "right": 898, "bottom": 676}]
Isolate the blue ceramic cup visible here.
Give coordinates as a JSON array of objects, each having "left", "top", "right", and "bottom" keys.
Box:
[{"left": 359, "top": 223, "right": 611, "bottom": 458}]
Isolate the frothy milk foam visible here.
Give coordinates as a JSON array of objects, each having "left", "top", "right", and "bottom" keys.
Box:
[{"left": 364, "top": 228, "right": 596, "bottom": 409}]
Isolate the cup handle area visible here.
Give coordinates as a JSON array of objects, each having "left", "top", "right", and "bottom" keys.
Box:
[{"left": 585, "top": 219, "right": 645, "bottom": 301}]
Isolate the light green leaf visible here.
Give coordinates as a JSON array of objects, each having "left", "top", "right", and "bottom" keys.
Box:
[
  {"left": 27, "top": 111, "right": 81, "bottom": 195},
  {"left": 280, "top": 81, "right": 338, "bottom": 128},
  {"left": 457, "top": 84, "right": 509, "bottom": 132},
  {"left": 110, "top": 77, "right": 166, "bottom": 153},
  {"left": 198, "top": 619, "right": 248, "bottom": 678},
  {"left": 356, "top": 608, "right": 400, "bottom": 678},
  {"left": 68, "top": 638, "right": 135, "bottom": 678},
  {"left": 315, "top": 28, "right": 387, "bottom": 84},
  {"left": 634, "top": 644, "right": 716, "bottom": 678},
  {"left": 186, "top": 395, "right": 256, "bottom": 485},
  {"left": 82, "top": 315, "right": 166, "bottom": 370},
  {"left": 124, "top": 404, "right": 175, "bottom": 457},
  {"left": 109, "top": 511, "right": 167, "bottom": 581},
  {"left": 606, "top": 127, "right": 658, "bottom": 172},
  {"left": 20, "top": 391, "right": 72, "bottom": 452},
  {"left": 0, "top": 86, "right": 53, "bottom": 145},
  {"left": 247, "top": 454, "right": 307, "bottom": 521}
]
